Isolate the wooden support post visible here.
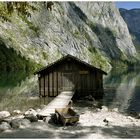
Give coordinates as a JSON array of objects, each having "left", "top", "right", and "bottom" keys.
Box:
[
  {"left": 39, "top": 76, "right": 41, "bottom": 97},
  {"left": 48, "top": 74, "right": 50, "bottom": 96},
  {"left": 52, "top": 72, "right": 54, "bottom": 96},
  {"left": 61, "top": 72, "right": 63, "bottom": 91},
  {"left": 44, "top": 75, "right": 45, "bottom": 97},
  {"left": 56, "top": 72, "right": 58, "bottom": 96}
]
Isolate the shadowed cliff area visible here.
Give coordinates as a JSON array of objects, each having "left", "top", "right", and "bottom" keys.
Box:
[
  {"left": 119, "top": 8, "right": 140, "bottom": 57},
  {"left": 0, "top": 38, "right": 41, "bottom": 72}
]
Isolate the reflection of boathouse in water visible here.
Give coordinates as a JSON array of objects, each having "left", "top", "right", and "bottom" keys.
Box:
[{"left": 35, "top": 54, "right": 107, "bottom": 99}]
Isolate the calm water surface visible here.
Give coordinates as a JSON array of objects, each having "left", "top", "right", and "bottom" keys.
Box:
[
  {"left": 0, "top": 68, "right": 140, "bottom": 113},
  {"left": 103, "top": 68, "right": 140, "bottom": 114},
  {"left": 0, "top": 71, "right": 53, "bottom": 112}
]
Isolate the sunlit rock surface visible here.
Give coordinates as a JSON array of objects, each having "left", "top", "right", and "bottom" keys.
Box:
[{"left": 0, "top": 2, "right": 137, "bottom": 72}]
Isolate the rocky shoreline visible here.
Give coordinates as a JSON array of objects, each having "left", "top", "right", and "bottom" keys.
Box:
[
  {"left": 0, "top": 108, "right": 40, "bottom": 132},
  {"left": 0, "top": 100, "right": 140, "bottom": 138}
]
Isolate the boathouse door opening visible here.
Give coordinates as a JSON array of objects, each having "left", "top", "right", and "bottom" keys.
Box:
[{"left": 62, "top": 72, "right": 74, "bottom": 91}]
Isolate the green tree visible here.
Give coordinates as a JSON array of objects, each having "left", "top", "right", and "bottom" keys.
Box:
[{"left": 0, "top": 2, "right": 37, "bottom": 22}]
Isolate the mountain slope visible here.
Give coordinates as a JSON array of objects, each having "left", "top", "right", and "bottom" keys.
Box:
[
  {"left": 0, "top": 2, "right": 137, "bottom": 72},
  {"left": 119, "top": 8, "right": 140, "bottom": 53}
]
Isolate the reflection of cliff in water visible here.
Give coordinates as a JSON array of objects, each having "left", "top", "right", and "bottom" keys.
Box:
[
  {"left": 103, "top": 68, "right": 140, "bottom": 113},
  {"left": 0, "top": 71, "right": 52, "bottom": 112}
]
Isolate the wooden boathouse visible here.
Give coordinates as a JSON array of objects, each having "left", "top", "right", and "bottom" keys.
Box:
[{"left": 35, "top": 54, "right": 107, "bottom": 99}]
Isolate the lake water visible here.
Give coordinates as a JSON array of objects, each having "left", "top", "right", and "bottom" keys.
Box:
[
  {"left": 103, "top": 68, "right": 140, "bottom": 114},
  {"left": 0, "top": 68, "right": 140, "bottom": 114},
  {"left": 0, "top": 71, "right": 53, "bottom": 112}
]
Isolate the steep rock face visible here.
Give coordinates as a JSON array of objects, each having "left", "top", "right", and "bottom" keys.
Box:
[
  {"left": 74, "top": 2, "right": 136, "bottom": 58},
  {"left": 119, "top": 8, "right": 140, "bottom": 50},
  {"left": 0, "top": 2, "right": 137, "bottom": 72}
]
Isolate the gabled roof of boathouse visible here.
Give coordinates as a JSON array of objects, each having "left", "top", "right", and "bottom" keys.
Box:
[{"left": 34, "top": 54, "right": 107, "bottom": 75}]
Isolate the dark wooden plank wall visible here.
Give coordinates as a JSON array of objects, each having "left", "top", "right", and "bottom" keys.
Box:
[
  {"left": 40, "top": 73, "right": 59, "bottom": 97},
  {"left": 49, "top": 72, "right": 52, "bottom": 96},
  {"left": 39, "top": 60, "right": 103, "bottom": 97},
  {"left": 45, "top": 75, "right": 48, "bottom": 96},
  {"left": 39, "top": 76, "right": 41, "bottom": 96},
  {"left": 40, "top": 76, "right": 44, "bottom": 96}
]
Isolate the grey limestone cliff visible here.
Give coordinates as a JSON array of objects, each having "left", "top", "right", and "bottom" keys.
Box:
[
  {"left": 0, "top": 2, "right": 137, "bottom": 72},
  {"left": 119, "top": 8, "right": 140, "bottom": 52}
]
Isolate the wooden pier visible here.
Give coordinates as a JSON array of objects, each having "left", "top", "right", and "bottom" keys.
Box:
[{"left": 37, "top": 91, "right": 74, "bottom": 117}]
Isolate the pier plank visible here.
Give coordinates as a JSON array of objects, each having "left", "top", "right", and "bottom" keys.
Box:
[{"left": 38, "top": 91, "right": 74, "bottom": 117}]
